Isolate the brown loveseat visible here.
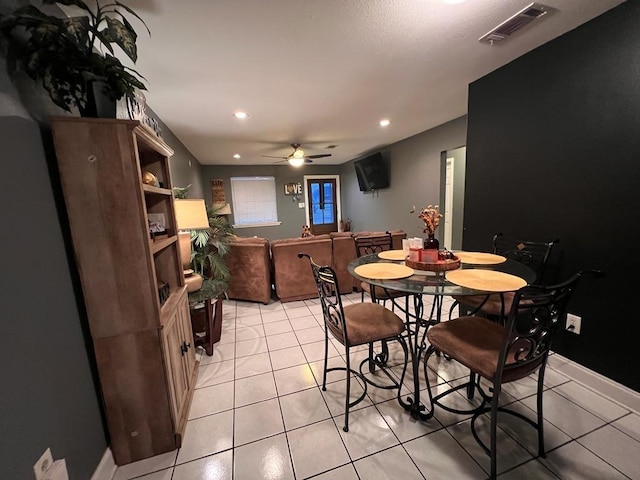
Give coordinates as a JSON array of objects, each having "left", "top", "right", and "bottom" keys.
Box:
[{"left": 226, "top": 236, "right": 272, "bottom": 304}]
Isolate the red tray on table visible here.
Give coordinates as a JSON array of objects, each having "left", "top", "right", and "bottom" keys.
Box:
[{"left": 405, "top": 255, "right": 461, "bottom": 272}]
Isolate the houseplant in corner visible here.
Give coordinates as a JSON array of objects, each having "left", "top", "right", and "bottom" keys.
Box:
[
  {"left": 191, "top": 204, "right": 236, "bottom": 288},
  {"left": 0, "top": 0, "right": 149, "bottom": 117},
  {"left": 174, "top": 185, "right": 236, "bottom": 288}
]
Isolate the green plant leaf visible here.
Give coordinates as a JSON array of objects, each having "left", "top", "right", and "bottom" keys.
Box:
[
  {"left": 113, "top": 1, "right": 151, "bottom": 36},
  {"left": 101, "top": 16, "right": 137, "bottom": 62},
  {"left": 63, "top": 16, "right": 90, "bottom": 51}
]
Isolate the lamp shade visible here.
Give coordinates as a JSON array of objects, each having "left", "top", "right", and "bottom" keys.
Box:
[{"left": 174, "top": 199, "right": 210, "bottom": 230}]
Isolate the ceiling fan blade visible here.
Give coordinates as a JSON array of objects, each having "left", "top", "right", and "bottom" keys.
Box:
[
  {"left": 306, "top": 154, "right": 332, "bottom": 159},
  {"left": 261, "top": 155, "right": 288, "bottom": 159},
  {"left": 304, "top": 159, "right": 313, "bottom": 164}
]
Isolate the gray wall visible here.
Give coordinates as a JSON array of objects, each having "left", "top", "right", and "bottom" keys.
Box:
[
  {"left": 149, "top": 107, "right": 205, "bottom": 199},
  {"left": 198, "top": 116, "right": 466, "bottom": 242},
  {"left": 340, "top": 116, "right": 467, "bottom": 240},
  {"left": 464, "top": 0, "right": 639, "bottom": 391},
  {"left": 0, "top": 2, "right": 107, "bottom": 475},
  {"left": 200, "top": 164, "right": 339, "bottom": 240},
  {"left": 0, "top": 3, "right": 210, "bottom": 476}
]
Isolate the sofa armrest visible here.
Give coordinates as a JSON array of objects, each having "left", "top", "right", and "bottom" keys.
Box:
[{"left": 226, "top": 237, "right": 272, "bottom": 304}]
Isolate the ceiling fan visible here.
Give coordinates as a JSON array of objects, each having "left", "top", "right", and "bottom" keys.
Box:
[{"left": 262, "top": 143, "right": 332, "bottom": 166}]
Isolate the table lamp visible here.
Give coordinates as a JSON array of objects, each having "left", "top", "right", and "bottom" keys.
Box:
[{"left": 174, "top": 199, "right": 210, "bottom": 292}]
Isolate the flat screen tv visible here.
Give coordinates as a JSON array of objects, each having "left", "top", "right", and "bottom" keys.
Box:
[{"left": 354, "top": 152, "right": 389, "bottom": 191}]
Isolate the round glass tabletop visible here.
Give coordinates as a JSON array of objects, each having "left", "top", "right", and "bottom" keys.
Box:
[{"left": 348, "top": 253, "right": 536, "bottom": 297}]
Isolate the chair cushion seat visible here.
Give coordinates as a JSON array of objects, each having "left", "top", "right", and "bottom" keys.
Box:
[
  {"left": 427, "top": 316, "right": 536, "bottom": 383},
  {"left": 361, "top": 282, "right": 408, "bottom": 300},
  {"left": 337, "top": 302, "right": 405, "bottom": 347},
  {"left": 453, "top": 292, "right": 515, "bottom": 318}
]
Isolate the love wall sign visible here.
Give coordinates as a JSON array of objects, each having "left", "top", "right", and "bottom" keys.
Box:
[{"left": 284, "top": 183, "right": 303, "bottom": 195}]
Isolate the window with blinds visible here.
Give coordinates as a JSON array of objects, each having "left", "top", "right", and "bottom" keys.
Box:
[{"left": 230, "top": 176, "right": 280, "bottom": 227}]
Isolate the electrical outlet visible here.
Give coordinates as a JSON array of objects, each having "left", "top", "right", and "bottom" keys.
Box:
[
  {"left": 298, "top": 202, "right": 305, "bottom": 208},
  {"left": 33, "top": 448, "right": 53, "bottom": 480},
  {"left": 566, "top": 313, "right": 582, "bottom": 334}
]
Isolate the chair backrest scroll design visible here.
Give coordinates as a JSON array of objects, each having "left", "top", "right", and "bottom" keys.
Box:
[{"left": 298, "top": 253, "right": 348, "bottom": 344}]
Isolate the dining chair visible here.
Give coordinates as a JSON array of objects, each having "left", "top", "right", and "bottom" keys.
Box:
[
  {"left": 352, "top": 232, "right": 411, "bottom": 371},
  {"left": 423, "top": 270, "right": 602, "bottom": 479},
  {"left": 451, "top": 233, "right": 559, "bottom": 321},
  {"left": 352, "top": 232, "right": 402, "bottom": 303},
  {"left": 298, "top": 253, "right": 408, "bottom": 432}
]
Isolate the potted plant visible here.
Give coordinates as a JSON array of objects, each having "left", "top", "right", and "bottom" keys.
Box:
[
  {"left": 173, "top": 186, "right": 236, "bottom": 287},
  {"left": 0, "top": 0, "right": 150, "bottom": 117},
  {"left": 191, "top": 204, "right": 236, "bottom": 287}
]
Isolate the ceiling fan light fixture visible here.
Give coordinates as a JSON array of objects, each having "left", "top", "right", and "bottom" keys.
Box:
[
  {"left": 292, "top": 148, "right": 305, "bottom": 159},
  {"left": 288, "top": 157, "right": 305, "bottom": 167}
]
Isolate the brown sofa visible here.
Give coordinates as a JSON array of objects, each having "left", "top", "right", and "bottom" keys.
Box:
[
  {"left": 224, "top": 229, "right": 407, "bottom": 304},
  {"left": 271, "top": 234, "right": 333, "bottom": 303},
  {"left": 226, "top": 236, "right": 272, "bottom": 304}
]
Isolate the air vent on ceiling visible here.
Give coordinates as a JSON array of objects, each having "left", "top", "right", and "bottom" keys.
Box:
[{"left": 479, "top": 3, "right": 548, "bottom": 44}]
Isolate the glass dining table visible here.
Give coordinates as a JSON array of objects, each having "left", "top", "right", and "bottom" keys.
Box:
[{"left": 348, "top": 252, "right": 536, "bottom": 420}]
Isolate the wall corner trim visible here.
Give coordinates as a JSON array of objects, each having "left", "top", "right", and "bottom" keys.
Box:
[{"left": 90, "top": 448, "right": 117, "bottom": 480}]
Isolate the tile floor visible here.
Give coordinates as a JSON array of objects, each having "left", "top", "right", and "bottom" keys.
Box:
[{"left": 113, "top": 294, "right": 640, "bottom": 480}]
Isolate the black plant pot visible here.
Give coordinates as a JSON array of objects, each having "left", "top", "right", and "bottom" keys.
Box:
[{"left": 79, "top": 79, "right": 117, "bottom": 118}]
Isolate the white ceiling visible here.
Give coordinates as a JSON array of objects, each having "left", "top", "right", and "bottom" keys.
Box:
[{"left": 128, "top": 0, "right": 624, "bottom": 165}]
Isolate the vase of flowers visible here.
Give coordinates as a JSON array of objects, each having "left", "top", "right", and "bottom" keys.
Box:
[{"left": 418, "top": 205, "right": 443, "bottom": 254}]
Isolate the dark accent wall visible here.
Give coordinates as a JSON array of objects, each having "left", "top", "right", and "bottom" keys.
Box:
[{"left": 465, "top": 1, "right": 640, "bottom": 391}]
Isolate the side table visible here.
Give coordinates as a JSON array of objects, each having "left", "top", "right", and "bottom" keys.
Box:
[{"left": 188, "top": 280, "right": 227, "bottom": 356}]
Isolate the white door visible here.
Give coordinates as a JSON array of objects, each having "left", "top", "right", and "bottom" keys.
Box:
[{"left": 444, "top": 157, "right": 455, "bottom": 249}]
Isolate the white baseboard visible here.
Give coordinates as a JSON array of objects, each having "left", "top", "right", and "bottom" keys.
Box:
[
  {"left": 549, "top": 353, "right": 640, "bottom": 415},
  {"left": 91, "top": 448, "right": 117, "bottom": 480}
]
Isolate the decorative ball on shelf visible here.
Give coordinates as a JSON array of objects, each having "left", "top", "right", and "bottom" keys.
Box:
[{"left": 142, "top": 171, "right": 158, "bottom": 186}]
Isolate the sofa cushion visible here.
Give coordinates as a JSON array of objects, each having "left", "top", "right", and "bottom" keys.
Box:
[{"left": 271, "top": 235, "right": 332, "bottom": 303}]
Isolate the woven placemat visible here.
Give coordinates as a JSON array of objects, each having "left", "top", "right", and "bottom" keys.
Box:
[
  {"left": 354, "top": 263, "right": 414, "bottom": 280},
  {"left": 455, "top": 251, "right": 507, "bottom": 265},
  {"left": 445, "top": 269, "right": 526, "bottom": 292},
  {"left": 378, "top": 250, "right": 407, "bottom": 261}
]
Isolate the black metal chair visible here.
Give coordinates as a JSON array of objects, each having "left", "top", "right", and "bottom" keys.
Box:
[
  {"left": 424, "top": 270, "right": 602, "bottom": 479},
  {"left": 352, "top": 232, "right": 408, "bottom": 304},
  {"left": 451, "top": 233, "right": 559, "bottom": 321},
  {"left": 299, "top": 253, "right": 409, "bottom": 432},
  {"left": 352, "top": 232, "right": 412, "bottom": 371}
]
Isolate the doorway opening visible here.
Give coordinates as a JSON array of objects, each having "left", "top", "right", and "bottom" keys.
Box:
[{"left": 439, "top": 146, "right": 466, "bottom": 251}]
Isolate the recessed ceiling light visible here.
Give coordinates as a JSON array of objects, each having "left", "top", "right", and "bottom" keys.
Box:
[
  {"left": 379, "top": 119, "right": 391, "bottom": 127},
  {"left": 233, "top": 154, "right": 241, "bottom": 159},
  {"left": 233, "top": 111, "right": 249, "bottom": 119}
]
